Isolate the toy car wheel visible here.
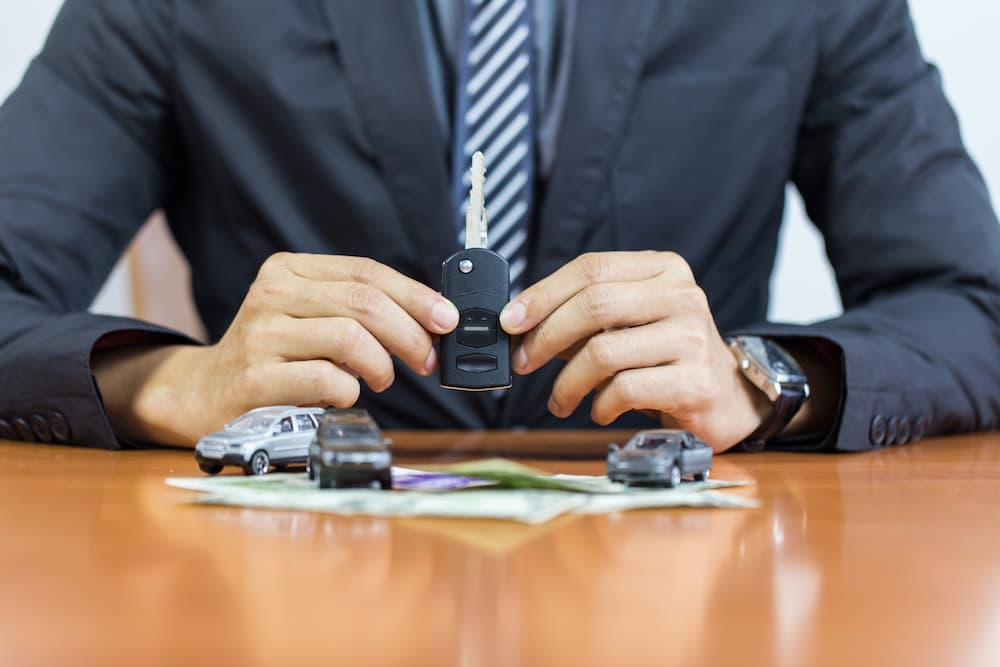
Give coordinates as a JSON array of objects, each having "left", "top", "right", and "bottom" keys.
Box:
[
  {"left": 667, "top": 465, "right": 681, "bottom": 488},
  {"left": 379, "top": 471, "right": 392, "bottom": 490},
  {"left": 307, "top": 461, "right": 316, "bottom": 481},
  {"left": 244, "top": 450, "right": 270, "bottom": 476},
  {"left": 694, "top": 470, "right": 710, "bottom": 482},
  {"left": 318, "top": 469, "right": 333, "bottom": 489},
  {"left": 198, "top": 462, "right": 224, "bottom": 475}
]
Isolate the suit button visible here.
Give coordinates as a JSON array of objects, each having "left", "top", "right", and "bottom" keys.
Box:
[
  {"left": 886, "top": 417, "right": 900, "bottom": 446},
  {"left": 13, "top": 418, "right": 34, "bottom": 441},
  {"left": 48, "top": 412, "right": 72, "bottom": 443},
  {"left": 30, "top": 415, "right": 53, "bottom": 443},
  {"left": 913, "top": 415, "right": 929, "bottom": 442},
  {"left": 897, "top": 416, "right": 912, "bottom": 445},
  {"left": 0, "top": 419, "right": 15, "bottom": 441},
  {"left": 869, "top": 414, "right": 887, "bottom": 447}
]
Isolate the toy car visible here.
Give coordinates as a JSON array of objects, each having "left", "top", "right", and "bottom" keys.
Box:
[
  {"left": 607, "top": 429, "right": 713, "bottom": 488},
  {"left": 194, "top": 406, "right": 325, "bottom": 476},
  {"left": 308, "top": 408, "right": 392, "bottom": 490}
]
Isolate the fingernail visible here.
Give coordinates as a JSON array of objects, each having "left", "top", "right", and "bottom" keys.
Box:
[
  {"left": 500, "top": 301, "right": 526, "bottom": 332},
  {"left": 513, "top": 346, "right": 528, "bottom": 372},
  {"left": 548, "top": 395, "right": 562, "bottom": 417},
  {"left": 431, "top": 299, "right": 459, "bottom": 331},
  {"left": 424, "top": 347, "right": 438, "bottom": 375}
]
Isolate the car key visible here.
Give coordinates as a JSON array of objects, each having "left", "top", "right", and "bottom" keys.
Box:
[{"left": 440, "top": 151, "right": 512, "bottom": 391}]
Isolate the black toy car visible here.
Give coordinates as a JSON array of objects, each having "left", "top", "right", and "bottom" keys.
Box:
[
  {"left": 308, "top": 408, "right": 392, "bottom": 490},
  {"left": 607, "top": 429, "right": 713, "bottom": 488}
]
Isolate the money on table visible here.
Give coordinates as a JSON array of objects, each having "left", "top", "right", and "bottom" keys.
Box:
[
  {"left": 169, "top": 467, "right": 494, "bottom": 494},
  {"left": 166, "top": 460, "right": 757, "bottom": 524}
]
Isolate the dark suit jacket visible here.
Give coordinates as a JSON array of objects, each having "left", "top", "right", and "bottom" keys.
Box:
[{"left": 1, "top": 0, "right": 998, "bottom": 450}]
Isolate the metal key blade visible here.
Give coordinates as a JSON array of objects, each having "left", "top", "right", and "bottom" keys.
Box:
[{"left": 465, "top": 151, "right": 488, "bottom": 249}]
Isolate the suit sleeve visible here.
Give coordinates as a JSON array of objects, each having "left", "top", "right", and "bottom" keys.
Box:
[
  {"left": 743, "top": 0, "right": 1000, "bottom": 451},
  {"left": 0, "top": 0, "right": 194, "bottom": 450}
]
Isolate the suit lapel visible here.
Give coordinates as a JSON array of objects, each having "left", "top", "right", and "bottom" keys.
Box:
[
  {"left": 503, "top": 0, "right": 661, "bottom": 426},
  {"left": 533, "top": 0, "right": 660, "bottom": 279},
  {"left": 320, "top": 1, "right": 453, "bottom": 286}
]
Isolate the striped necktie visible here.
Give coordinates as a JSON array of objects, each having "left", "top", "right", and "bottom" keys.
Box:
[{"left": 453, "top": 0, "right": 534, "bottom": 293}]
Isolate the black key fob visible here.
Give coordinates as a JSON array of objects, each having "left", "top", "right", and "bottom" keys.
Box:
[{"left": 440, "top": 247, "right": 512, "bottom": 391}]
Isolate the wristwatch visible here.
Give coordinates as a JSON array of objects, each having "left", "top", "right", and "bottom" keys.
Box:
[{"left": 727, "top": 336, "right": 810, "bottom": 452}]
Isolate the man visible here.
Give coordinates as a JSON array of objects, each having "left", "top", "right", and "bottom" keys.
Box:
[{"left": 0, "top": 0, "right": 997, "bottom": 453}]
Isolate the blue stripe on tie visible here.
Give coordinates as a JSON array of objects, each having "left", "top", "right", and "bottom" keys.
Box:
[
  {"left": 470, "top": 0, "right": 526, "bottom": 64},
  {"left": 453, "top": 0, "right": 533, "bottom": 295}
]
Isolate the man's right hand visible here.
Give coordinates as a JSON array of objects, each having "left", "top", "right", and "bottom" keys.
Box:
[{"left": 91, "top": 253, "right": 459, "bottom": 446}]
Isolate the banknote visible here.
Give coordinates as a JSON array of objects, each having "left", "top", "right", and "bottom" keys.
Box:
[
  {"left": 392, "top": 468, "right": 495, "bottom": 491},
  {"left": 185, "top": 486, "right": 756, "bottom": 523},
  {"left": 168, "top": 467, "right": 757, "bottom": 524},
  {"left": 416, "top": 459, "right": 751, "bottom": 495},
  {"left": 166, "top": 467, "right": 493, "bottom": 495},
  {"left": 416, "top": 459, "right": 626, "bottom": 493},
  {"left": 575, "top": 488, "right": 759, "bottom": 513},
  {"left": 189, "top": 488, "right": 586, "bottom": 524}
]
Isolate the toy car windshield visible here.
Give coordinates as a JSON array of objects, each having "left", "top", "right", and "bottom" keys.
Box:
[
  {"left": 318, "top": 415, "right": 384, "bottom": 449},
  {"left": 633, "top": 431, "right": 686, "bottom": 448},
  {"left": 225, "top": 408, "right": 283, "bottom": 433}
]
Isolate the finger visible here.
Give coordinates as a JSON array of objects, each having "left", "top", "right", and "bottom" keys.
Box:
[
  {"left": 270, "top": 316, "right": 396, "bottom": 392},
  {"left": 554, "top": 339, "right": 586, "bottom": 363},
  {"left": 515, "top": 279, "right": 689, "bottom": 374},
  {"left": 263, "top": 253, "right": 459, "bottom": 334},
  {"left": 500, "top": 251, "right": 692, "bottom": 334},
  {"left": 589, "top": 366, "right": 667, "bottom": 426},
  {"left": 239, "top": 360, "right": 361, "bottom": 410},
  {"left": 258, "top": 275, "right": 437, "bottom": 375},
  {"left": 590, "top": 363, "right": 718, "bottom": 425},
  {"left": 549, "top": 320, "right": 703, "bottom": 417}
]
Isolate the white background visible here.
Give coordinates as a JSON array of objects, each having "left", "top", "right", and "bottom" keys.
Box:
[{"left": 1, "top": 1, "right": 998, "bottom": 324}]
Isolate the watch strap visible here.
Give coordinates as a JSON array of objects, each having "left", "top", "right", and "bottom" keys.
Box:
[{"left": 739, "top": 386, "right": 807, "bottom": 453}]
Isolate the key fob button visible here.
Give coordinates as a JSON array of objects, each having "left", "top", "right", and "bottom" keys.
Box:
[
  {"left": 457, "top": 308, "right": 497, "bottom": 348},
  {"left": 456, "top": 354, "right": 498, "bottom": 374}
]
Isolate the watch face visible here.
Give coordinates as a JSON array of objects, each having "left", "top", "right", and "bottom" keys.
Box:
[{"left": 739, "top": 337, "right": 807, "bottom": 384}]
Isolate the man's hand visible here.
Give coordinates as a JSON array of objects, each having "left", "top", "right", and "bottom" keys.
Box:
[
  {"left": 499, "top": 251, "right": 772, "bottom": 452},
  {"left": 92, "top": 253, "right": 459, "bottom": 446}
]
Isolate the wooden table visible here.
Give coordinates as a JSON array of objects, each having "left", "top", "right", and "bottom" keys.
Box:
[{"left": 2, "top": 431, "right": 999, "bottom": 667}]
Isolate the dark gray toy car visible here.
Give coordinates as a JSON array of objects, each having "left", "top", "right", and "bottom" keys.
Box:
[
  {"left": 607, "top": 429, "right": 713, "bottom": 488},
  {"left": 308, "top": 408, "right": 392, "bottom": 490}
]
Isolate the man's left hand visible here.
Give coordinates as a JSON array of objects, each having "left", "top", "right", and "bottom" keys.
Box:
[{"left": 499, "top": 251, "right": 771, "bottom": 452}]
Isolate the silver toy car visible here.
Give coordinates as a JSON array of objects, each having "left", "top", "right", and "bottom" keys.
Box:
[
  {"left": 607, "top": 429, "right": 713, "bottom": 488},
  {"left": 308, "top": 408, "right": 392, "bottom": 490},
  {"left": 194, "top": 406, "right": 326, "bottom": 476}
]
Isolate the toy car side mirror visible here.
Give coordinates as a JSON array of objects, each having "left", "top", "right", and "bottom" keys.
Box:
[
  {"left": 608, "top": 443, "right": 620, "bottom": 454},
  {"left": 383, "top": 438, "right": 393, "bottom": 447}
]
